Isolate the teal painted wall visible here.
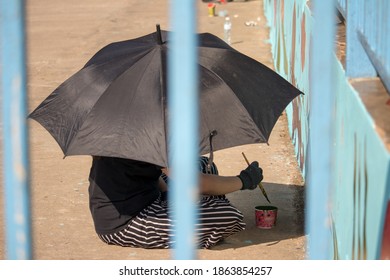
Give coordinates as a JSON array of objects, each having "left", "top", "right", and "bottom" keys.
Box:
[
  {"left": 264, "top": 0, "right": 310, "bottom": 176},
  {"left": 264, "top": 0, "right": 390, "bottom": 259},
  {"left": 332, "top": 60, "right": 390, "bottom": 259}
]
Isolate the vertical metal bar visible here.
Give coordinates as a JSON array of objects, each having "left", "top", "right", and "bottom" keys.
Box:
[
  {"left": 307, "top": 0, "right": 336, "bottom": 260},
  {"left": 168, "top": 0, "right": 198, "bottom": 259},
  {"left": 0, "top": 0, "right": 32, "bottom": 259}
]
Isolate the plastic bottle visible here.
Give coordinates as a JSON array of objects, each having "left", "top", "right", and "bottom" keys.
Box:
[{"left": 224, "top": 16, "right": 232, "bottom": 45}]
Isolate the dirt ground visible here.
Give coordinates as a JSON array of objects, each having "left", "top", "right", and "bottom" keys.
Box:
[{"left": 0, "top": 0, "right": 306, "bottom": 259}]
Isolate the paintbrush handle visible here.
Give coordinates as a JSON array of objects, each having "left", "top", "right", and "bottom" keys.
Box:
[
  {"left": 241, "top": 152, "right": 250, "bottom": 166},
  {"left": 241, "top": 152, "right": 271, "bottom": 203}
]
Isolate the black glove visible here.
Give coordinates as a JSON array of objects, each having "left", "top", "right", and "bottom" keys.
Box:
[{"left": 237, "top": 161, "right": 263, "bottom": 190}]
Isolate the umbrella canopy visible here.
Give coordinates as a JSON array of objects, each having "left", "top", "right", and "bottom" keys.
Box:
[{"left": 29, "top": 25, "right": 303, "bottom": 167}]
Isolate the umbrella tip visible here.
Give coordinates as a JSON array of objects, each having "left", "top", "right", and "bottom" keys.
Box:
[{"left": 156, "top": 24, "right": 163, "bottom": 45}]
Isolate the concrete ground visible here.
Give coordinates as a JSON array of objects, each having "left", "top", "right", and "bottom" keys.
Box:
[{"left": 0, "top": 0, "right": 306, "bottom": 259}]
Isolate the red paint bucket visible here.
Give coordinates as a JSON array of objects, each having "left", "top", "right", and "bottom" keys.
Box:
[{"left": 255, "top": 206, "right": 278, "bottom": 229}]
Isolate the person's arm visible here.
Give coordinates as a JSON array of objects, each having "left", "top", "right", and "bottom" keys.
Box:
[
  {"left": 199, "top": 174, "right": 242, "bottom": 195},
  {"left": 161, "top": 162, "right": 263, "bottom": 195}
]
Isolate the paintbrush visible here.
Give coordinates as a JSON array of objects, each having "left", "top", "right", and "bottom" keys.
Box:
[{"left": 241, "top": 152, "right": 271, "bottom": 203}]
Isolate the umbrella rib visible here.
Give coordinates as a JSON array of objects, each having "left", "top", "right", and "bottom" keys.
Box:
[{"left": 158, "top": 45, "right": 168, "bottom": 167}]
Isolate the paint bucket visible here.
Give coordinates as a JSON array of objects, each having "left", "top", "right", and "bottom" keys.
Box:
[
  {"left": 208, "top": 3, "right": 216, "bottom": 17},
  {"left": 255, "top": 206, "right": 278, "bottom": 229}
]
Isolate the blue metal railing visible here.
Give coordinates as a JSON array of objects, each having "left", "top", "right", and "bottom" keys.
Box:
[
  {"left": 337, "top": 0, "right": 390, "bottom": 95},
  {"left": 0, "top": 0, "right": 32, "bottom": 259},
  {"left": 1, "top": 0, "right": 199, "bottom": 260},
  {"left": 307, "top": 0, "right": 336, "bottom": 260},
  {"left": 168, "top": 0, "right": 199, "bottom": 259}
]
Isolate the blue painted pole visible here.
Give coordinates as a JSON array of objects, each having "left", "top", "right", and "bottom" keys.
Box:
[
  {"left": 168, "top": 0, "right": 198, "bottom": 259},
  {"left": 0, "top": 0, "right": 32, "bottom": 259},
  {"left": 307, "top": 0, "right": 336, "bottom": 259}
]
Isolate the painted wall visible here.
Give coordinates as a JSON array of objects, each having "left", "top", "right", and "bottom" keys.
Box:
[
  {"left": 264, "top": 0, "right": 310, "bottom": 177},
  {"left": 264, "top": 0, "right": 390, "bottom": 259}
]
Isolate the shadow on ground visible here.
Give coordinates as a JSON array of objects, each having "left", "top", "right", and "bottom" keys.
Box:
[{"left": 211, "top": 182, "right": 305, "bottom": 251}]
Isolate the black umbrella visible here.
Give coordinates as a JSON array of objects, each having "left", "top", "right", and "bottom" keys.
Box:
[{"left": 29, "top": 25, "right": 302, "bottom": 168}]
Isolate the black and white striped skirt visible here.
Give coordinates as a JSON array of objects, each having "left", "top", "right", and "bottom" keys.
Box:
[{"left": 98, "top": 157, "right": 245, "bottom": 249}]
